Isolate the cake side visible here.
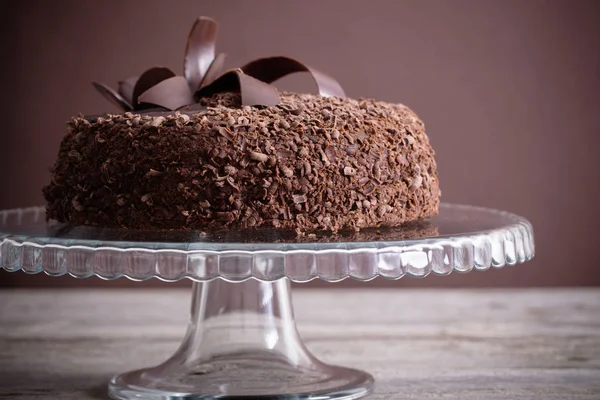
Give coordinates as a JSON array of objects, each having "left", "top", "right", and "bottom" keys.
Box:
[{"left": 43, "top": 92, "right": 440, "bottom": 232}]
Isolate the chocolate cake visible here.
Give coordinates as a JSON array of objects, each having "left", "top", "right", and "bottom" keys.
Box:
[{"left": 43, "top": 16, "right": 440, "bottom": 233}]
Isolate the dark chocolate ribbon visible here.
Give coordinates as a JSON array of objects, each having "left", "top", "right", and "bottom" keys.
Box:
[
  {"left": 184, "top": 16, "right": 218, "bottom": 92},
  {"left": 241, "top": 56, "right": 346, "bottom": 98},
  {"left": 92, "top": 82, "right": 132, "bottom": 111},
  {"left": 196, "top": 69, "right": 280, "bottom": 106},
  {"left": 93, "top": 15, "right": 346, "bottom": 112},
  {"left": 118, "top": 76, "right": 137, "bottom": 107}
]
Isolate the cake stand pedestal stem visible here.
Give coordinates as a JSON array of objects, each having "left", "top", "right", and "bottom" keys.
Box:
[{"left": 109, "top": 278, "right": 373, "bottom": 399}]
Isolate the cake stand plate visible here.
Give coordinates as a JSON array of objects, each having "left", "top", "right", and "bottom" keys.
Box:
[{"left": 0, "top": 203, "right": 534, "bottom": 399}]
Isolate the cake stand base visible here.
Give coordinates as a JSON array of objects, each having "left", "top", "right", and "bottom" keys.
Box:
[{"left": 108, "top": 278, "right": 373, "bottom": 400}]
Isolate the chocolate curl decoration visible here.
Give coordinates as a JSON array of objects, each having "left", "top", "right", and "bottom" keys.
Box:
[
  {"left": 196, "top": 69, "right": 280, "bottom": 107},
  {"left": 132, "top": 67, "right": 177, "bottom": 109},
  {"left": 118, "top": 76, "right": 138, "bottom": 105},
  {"left": 241, "top": 56, "right": 346, "bottom": 98},
  {"left": 92, "top": 15, "right": 346, "bottom": 111},
  {"left": 138, "top": 76, "right": 194, "bottom": 110},
  {"left": 184, "top": 16, "right": 218, "bottom": 92},
  {"left": 199, "top": 52, "right": 227, "bottom": 88},
  {"left": 92, "top": 82, "right": 133, "bottom": 111}
]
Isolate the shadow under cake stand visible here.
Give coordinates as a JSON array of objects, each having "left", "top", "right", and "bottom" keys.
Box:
[{"left": 0, "top": 203, "right": 534, "bottom": 400}]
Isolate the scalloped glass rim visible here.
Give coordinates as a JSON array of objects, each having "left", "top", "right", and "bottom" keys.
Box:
[{"left": 0, "top": 204, "right": 534, "bottom": 282}]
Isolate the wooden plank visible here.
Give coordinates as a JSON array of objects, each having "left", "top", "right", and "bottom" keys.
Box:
[{"left": 1, "top": 288, "right": 599, "bottom": 399}]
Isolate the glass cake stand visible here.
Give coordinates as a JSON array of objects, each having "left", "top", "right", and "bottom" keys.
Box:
[{"left": 0, "top": 203, "right": 534, "bottom": 400}]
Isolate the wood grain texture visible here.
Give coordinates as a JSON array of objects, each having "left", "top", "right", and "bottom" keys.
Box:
[{"left": 1, "top": 288, "right": 599, "bottom": 399}]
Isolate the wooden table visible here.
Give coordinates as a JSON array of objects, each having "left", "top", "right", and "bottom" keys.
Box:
[{"left": 1, "top": 288, "right": 599, "bottom": 399}]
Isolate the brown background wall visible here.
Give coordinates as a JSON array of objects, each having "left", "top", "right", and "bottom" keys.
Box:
[{"left": 1, "top": 0, "right": 599, "bottom": 288}]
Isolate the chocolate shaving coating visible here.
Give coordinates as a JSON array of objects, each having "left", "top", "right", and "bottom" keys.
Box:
[
  {"left": 241, "top": 56, "right": 346, "bottom": 98},
  {"left": 92, "top": 82, "right": 133, "bottom": 111},
  {"left": 132, "top": 67, "right": 176, "bottom": 109},
  {"left": 184, "top": 16, "right": 218, "bottom": 92},
  {"left": 195, "top": 69, "right": 279, "bottom": 106},
  {"left": 44, "top": 92, "right": 440, "bottom": 232},
  {"left": 138, "top": 76, "right": 194, "bottom": 110}
]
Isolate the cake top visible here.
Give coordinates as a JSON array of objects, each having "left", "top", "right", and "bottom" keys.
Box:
[{"left": 93, "top": 15, "right": 347, "bottom": 113}]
